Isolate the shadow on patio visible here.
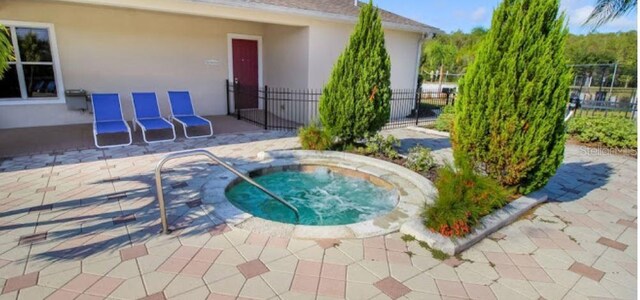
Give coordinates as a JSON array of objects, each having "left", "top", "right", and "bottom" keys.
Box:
[
  {"left": 545, "top": 161, "right": 614, "bottom": 202},
  {"left": 0, "top": 115, "right": 263, "bottom": 159},
  {"left": 0, "top": 156, "right": 262, "bottom": 263}
]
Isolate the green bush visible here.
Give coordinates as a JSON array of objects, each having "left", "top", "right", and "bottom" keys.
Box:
[
  {"left": 434, "top": 105, "right": 455, "bottom": 132},
  {"left": 422, "top": 156, "right": 508, "bottom": 237},
  {"left": 567, "top": 116, "right": 637, "bottom": 149},
  {"left": 319, "top": 1, "right": 391, "bottom": 143},
  {"left": 453, "top": 0, "right": 572, "bottom": 194},
  {"left": 365, "top": 133, "right": 400, "bottom": 159},
  {"left": 298, "top": 123, "right": 333, "bottom": 150},
  {"left": 404, "top": 146, "right": 436, "bottom": 172}
]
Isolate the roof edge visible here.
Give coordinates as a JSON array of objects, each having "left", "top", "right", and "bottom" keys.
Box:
[
  {"left": 49, "top": 0, "right": 444, "bottom": 35},
  {"left": 190, "top": 0, "right": 444, "bottom": 34}
]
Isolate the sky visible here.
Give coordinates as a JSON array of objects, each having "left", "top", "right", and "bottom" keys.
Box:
[{"left": 373, "top": 0, "right": 637, "bottom": 34}]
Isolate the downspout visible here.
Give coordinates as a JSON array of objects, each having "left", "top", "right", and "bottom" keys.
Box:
[{"left": 413, "top": 32, "right": 428, "bottom": 90}]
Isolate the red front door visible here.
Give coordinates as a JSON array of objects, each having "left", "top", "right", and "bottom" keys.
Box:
[{"left": 232, "top": 39, "right": 259, "bottom": 109}]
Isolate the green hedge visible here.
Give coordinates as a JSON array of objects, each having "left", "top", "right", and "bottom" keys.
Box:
[
  {"left": 567, "top": 116, "right": 637, "bottom": 149},
  {"left": 434, "top": 105, "right": 455, "bottom": 132}
]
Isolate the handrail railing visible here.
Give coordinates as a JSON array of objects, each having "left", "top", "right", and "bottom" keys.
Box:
[{"left": 154, "top": 149, "right": 300, "bottom": 234}]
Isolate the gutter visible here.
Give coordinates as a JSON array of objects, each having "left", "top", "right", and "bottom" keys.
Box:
[{"left": 192, "top": 0, "right": 443, "bottom": 34}]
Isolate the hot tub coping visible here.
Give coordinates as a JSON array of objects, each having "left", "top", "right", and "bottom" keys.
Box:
[{"left": 200, "top": 150, "right": 437, "bottom": 239}]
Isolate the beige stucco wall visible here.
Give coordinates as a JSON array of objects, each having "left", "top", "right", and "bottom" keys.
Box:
[
  {"left": 263, "top": 24, "right": 309, "bottom": 89},
  {"left": 0, "top": 0, "right": 267, "bottom": 128},
  {"left": 307, "top": 20, "right": 422, "bottom": 89},
  {"left": 0, "top": 0, "right": 424, "bottom": 129}
]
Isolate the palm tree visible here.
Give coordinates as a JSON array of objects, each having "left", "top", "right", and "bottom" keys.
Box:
[
  {"left": 0, "top": 25, "right": 13, "bottom": 79},
  {"left": 585, "top": 0, "right": 637, "bottom": 28}
]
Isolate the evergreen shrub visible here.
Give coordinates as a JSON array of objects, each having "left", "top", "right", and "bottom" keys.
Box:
[
  {"left": 434, "top": 105, "right": 455, "bottom": 132},
  {"left": 298, "top": 123, "right": 333, "bottom": 151},
  {"left": 319, "top": 1, "right": 391, "bottom": 143},
  {"left": 422, "top": 156, "right": 508, "bottom": 237},
  {"left": 453, "top": 0, "right": 572, "bottom": 194}
]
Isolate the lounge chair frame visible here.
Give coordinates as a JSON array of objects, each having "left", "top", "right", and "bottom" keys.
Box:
[
  {"left": 91, "top": 93, "right": 133, "bottom": 149},
  {"left": 167, "top": 91, "right": 213, "bottom": 139},
  {"left": 131, "top": 92, "right": 176, "bottom": 144}
]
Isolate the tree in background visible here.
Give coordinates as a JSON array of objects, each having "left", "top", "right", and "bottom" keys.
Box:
[
  {"left": 453, "top": 0, "right": 572, "bottom": 194},
  {"left": 422, "top": 28, "right": 636, "bottom": 87},
  {"left": 0, "top": 24, "right": 13, "bottom": 79},
  {"left": 566, "top": 31, "right": 637, "bottom": 87},
  {"left": 585, "top": 0, "right": 637, "bottom": 28},
  {"left": 420, "top": 27, "right": 487, "bottom": 81},
  {"left": 319, "top": 1, "right": 391, "bottom": 143},
  {"left": 421, "top": 39, "right": 456, "bottom": 81}
]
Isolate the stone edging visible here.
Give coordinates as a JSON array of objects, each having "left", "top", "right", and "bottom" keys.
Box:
[
  {"left": 406, "top": 126, "right": 451, "bottom": 137},
  {"left": 200, "top": 150, "right": 436, "bottom": 239},
  {"left": 400, "top": 191, "right": 548, "bottom": 255}
]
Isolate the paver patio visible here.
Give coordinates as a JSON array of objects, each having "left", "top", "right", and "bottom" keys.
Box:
[{"left": 0, "top": 127, "right": 636, "bottom": 299}]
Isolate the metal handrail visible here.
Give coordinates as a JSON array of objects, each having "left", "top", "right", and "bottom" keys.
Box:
[{"left": 154, "top": 149, "right": 300, "bottom": 234}]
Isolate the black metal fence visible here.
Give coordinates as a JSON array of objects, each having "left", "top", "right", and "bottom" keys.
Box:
[
  {"left": 226, "top": 80, "right": 455, "bottom": 131},
  {"left": 574, "top": 100, "right": 637, "bottom": 119}
]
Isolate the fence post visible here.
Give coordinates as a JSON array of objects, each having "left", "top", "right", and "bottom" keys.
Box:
[
  {"left": 415, "top": 87, "right": 422, "bottom": 126},
  {"left": 225, "top": 79, "right": 230, "bottom": 116},
  {"left": 264, "top": 86, "right": 269, "bottom": 130},
  {"left": 235, "top": 81, "right": 240, "bottom": 120}
]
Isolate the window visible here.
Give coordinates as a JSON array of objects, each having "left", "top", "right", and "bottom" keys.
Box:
[{"left": 1, "top": 21, "right": 64, "bottom": 103}]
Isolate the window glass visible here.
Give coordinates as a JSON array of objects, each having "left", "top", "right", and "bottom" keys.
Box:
[
  {"left": 23, "top": 65, "right": 56, "bottom": 98},
  {"left": 0, "top": 65, "right": 21, "bottom": 98},
  {"left": 0, "top": 24, "right": 60, "bottom": 100},
  {"left": 16, "top": 27, "right": 52, "bottom": 62}
]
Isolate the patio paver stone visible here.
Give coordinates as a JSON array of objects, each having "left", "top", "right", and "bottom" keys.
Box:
[
  {"left": 374, "top": 277, "right": 411, "bottom": 299},
  {"left": 120, "top": 244, "right": 149, "bottom": 261},
  {"left": 19, "top": 232, "right": 47, "bottom": 245},
  {"left": 291, "top": 274, "right": 319, "bottom": 294},
  {"left": 596, "top": 237, "right": 628, "bottom": 251},
  {"left": 237, "top": 259, "right": 269, "bottom": 279},
  {"left": 569, "top": 262, "right": 605, "bottom": 282},
  {"left": 2, "top": 272, "right": 39, "bottom": 294}
]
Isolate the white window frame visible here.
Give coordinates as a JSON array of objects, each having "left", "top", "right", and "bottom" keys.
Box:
[{"left": 0, "top": 20, "right": 65, "bottom": 105}]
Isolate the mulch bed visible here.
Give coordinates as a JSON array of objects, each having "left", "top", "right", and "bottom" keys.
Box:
[{"left": 345, "top": 150, "right": 439, "bottom": 182}]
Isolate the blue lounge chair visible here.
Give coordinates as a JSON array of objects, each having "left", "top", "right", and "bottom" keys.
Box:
[
  {"left": 167, "top": 91, "right": 213, "bottom": 138},
  {"left": 91, "top": 93, "right": 132, "bottom": 148},
  {"left": 131, "top": 92, "right": 176, "bottom": 144}
]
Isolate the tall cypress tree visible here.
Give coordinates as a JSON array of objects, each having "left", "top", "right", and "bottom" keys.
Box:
[
  {"left": 453, "top": 0, "right": 572, "bottom": 194},
  {"left": 319, "top": 1, "right": 391, "bottom": 143}
]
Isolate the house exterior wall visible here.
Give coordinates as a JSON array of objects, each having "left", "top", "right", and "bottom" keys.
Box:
[
  {"left": 307, "top": 20, "right": 422, "bottom": 89},
  {"left": 0, "top": 0, "right": 266, "bottom": 129},
  {"left": 263, "top": 24, "right": 309, "bottom": 89},
  {"left": 0, "top": 0, "right": 425, "bottom": 129}
]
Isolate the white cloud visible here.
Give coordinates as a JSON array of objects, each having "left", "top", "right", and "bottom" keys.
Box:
[
  {"left": 564, "top": 3, "right": 637, "bottom": 32},
  {"left": 471, "top": 7, "right": 487, "bottom": 22},
  {"left": 599, "top": 16, "right": 637, "bottom": 31},
  {"left": 567, "top": 5, "right": 593, "bottom": 25}
]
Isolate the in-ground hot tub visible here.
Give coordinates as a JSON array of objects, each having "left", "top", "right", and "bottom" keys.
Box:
[
  {"left": 225, "top": 165, "right": 399, "bottom": 226},
  {"left": 201, "top": 150, "right": 437, "bottom": 239}
]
